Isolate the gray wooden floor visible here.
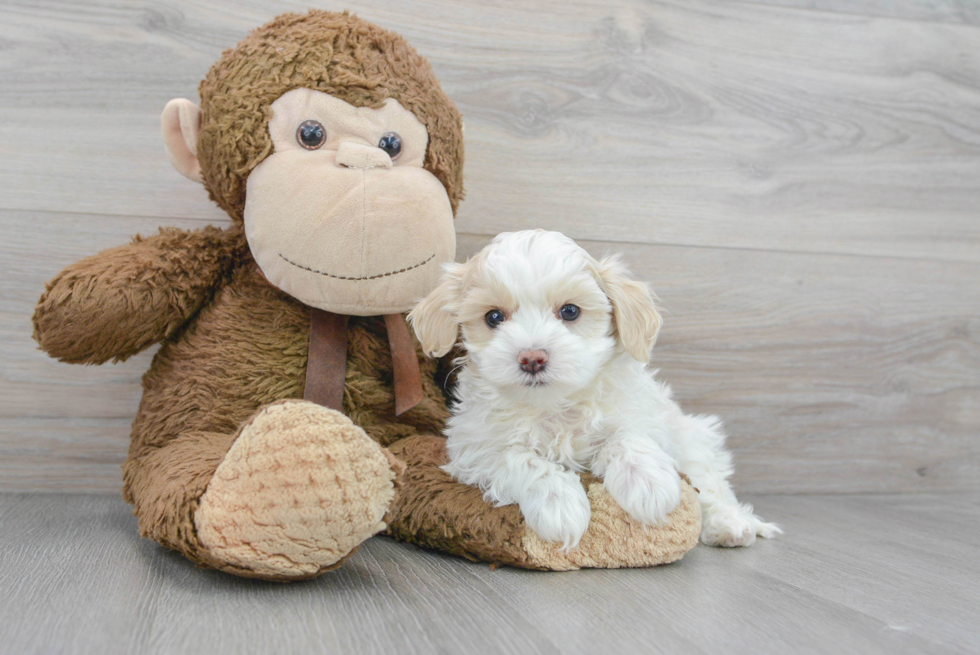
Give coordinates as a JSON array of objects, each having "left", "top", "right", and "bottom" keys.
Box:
[{"left": 1, "top": 492, "right": 977, "bottom": 655}]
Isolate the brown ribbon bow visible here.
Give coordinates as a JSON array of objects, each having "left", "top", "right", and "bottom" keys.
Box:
[{"left": 303, "top": 308, "right": 424, "bottom": 416}]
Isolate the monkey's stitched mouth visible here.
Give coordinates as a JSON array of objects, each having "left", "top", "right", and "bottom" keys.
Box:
[{"left": 277, "top": 252, "right": 435, "bottom": 281}]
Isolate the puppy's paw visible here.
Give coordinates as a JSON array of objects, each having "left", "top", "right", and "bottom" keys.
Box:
[
  {"left": 701, "top": 503, "right": 782, "bottom": 547},
  {"left": 519, "top": 474, "right": 591, "bottom": 551},
  {"left": 602, "top": 453, "right": 682, "bottom": 526}
]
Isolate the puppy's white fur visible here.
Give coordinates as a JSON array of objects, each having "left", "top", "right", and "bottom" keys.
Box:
[{"left": 409, "top": 230, "right": 780, "bottom": 550}]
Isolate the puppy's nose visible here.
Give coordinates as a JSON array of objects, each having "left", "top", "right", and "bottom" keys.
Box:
[
  {"left": 336, "top": 142, "right": 393, "bottom": 169},
  {"left": 518, "top": 349, "right": 549, "bottom": 374}
]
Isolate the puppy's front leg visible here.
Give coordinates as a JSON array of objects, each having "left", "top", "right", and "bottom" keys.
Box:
[
  {"left": 445, "top": 449, "right": 591, "bottom": 550},
  {"left": 516, "top": 458, "right": 592, "bottom": 550},
  {"left": 592, "top": 432, "right": 682, "bottom": 526}
]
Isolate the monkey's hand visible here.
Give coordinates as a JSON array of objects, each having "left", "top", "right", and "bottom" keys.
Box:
[{"left": 33, "top": 225, "right": 244, "bottom": 364}]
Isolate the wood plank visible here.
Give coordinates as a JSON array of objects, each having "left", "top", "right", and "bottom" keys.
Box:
[
  {"left": 3, "top": 212, "right": 977, "bottom": 494},
  {"left": 0, "top": 419, "right": 130, "bottom": 493},
  {"left": 0, "top": 493, "right": 558, "bottom": 655},
  {"left": 734, "top": 0, "right": 980, "bottom": 27},
  {"left": 744, "top": 493, "right": 980, "bottom": 653},
  {"left": 0, "top": 0, "right": 978, "bottom": 261},
  {"left": 463, "top": 492, "right": 979, "bottom": 654},
  {"left": 0, "top": 493, "right": 168, "bottom": 654},
  {"left": 1, "top": 492, "right": 974, "bottom": 654},
  {"left": 146, "top": 541, "right": 560, "bottom": 655}
]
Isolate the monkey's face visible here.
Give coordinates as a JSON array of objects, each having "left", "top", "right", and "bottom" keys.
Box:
[{"left": 242, "top": 88, "right": 456, "bottom": 315}]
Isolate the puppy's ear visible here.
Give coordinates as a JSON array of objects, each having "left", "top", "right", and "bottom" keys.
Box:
[
  {"left": 594, "top": 255, "right": 663, "bottom": 363},
  {"left": 409, "top": 263, "right": 464, "bottom": 357}
]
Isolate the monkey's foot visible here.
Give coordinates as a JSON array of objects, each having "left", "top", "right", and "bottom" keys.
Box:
[
  {"left": 385, "top": 436, "right": 702, "bottom": 571},
  {"left": 194, "top": 399, "right": 399, "bottom": 580}
]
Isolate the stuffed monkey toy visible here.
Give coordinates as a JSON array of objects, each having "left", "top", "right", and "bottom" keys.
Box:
[{"left": 32, "top": 11, "right": 701, "bottom": 580}]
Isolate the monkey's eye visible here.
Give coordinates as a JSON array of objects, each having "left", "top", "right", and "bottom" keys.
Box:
[
  {"left": 485, "top": 309, "right": 506, "bottom": 329},
  {"left": 296, "top": 120, "right": 326, "bottom": 150},
  {"left": 378, "top": 132, "right": 402, "bottom": 160},
  {"left": 559, "top": 304, "right": 580, "bottom": 321}
]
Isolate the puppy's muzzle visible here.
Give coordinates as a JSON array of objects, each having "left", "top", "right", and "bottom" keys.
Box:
[{"left": 518, "top": 349, "right": 549, "bottom": 375}]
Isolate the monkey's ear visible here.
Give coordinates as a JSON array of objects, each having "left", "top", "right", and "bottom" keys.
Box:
[
  {"left": 408, "top": 264, "right": 464, "bottom": 358},
  {"left": 161, "top": 98, "right": 204, "bottom": 183},
  {"left": 594, "top": 255, "right": 663, "bottom": 363}
]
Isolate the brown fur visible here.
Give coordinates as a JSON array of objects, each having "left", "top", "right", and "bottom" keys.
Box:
[
  {"left": 31, "top": 11, "right": 699, "bottom": 578},
  {"left": 198, "top": 10, "right": 465, "bottom": 220},
  {"left": 386, "top": 435, "right": 531, "bottom": 566},
  {"left": 114, "top": 226, "right": 448, "bottom": 568}
]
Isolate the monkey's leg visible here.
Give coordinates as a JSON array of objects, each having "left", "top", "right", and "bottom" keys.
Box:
[
  {"left": 383, "top": 435, "right": 702, "bottom": 571},
  {"left": 124, "top": 399, "right": 401, "bottom": 580}
]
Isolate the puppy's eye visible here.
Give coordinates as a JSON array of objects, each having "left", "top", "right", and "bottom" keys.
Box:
[
  {"left": 378, "top": 132, "right": 402, "bottom": 159},
  {"left": 559, "top": 304, "right": 580, "bottom": 321},
  {"left": 297, "top": 120, "right": 326, "bottom": 150},
  {"left": 485, "top": 309, "right": 506, "bottom": 328}
]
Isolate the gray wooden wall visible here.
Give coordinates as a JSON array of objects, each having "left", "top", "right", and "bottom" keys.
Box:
[{"left": 1, "top": 0, "right": 977, "bottom": 494}]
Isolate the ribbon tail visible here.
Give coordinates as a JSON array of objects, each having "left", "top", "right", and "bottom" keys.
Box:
[
  {"left": 304, "top": 308, "right": 349, "bottom": 412},
  {"left": 384, "top": 313, "right": 424, "bottom": 416}
]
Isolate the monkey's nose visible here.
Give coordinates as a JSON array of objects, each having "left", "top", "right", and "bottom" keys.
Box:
[
  {"left": 518, "top": 349, "right": 549, "bottom": 374},
  {"left": 336, "top": 142, "right": 393, "bottom": 169}
]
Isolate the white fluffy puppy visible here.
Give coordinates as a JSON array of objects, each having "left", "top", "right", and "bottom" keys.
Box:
[{"left": 409, "top": 230, "right": 780, "bottom": 550}]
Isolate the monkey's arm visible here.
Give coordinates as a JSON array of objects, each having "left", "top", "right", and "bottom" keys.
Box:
[{"left": 33, "top": 225, "right": 245, "bottom": 364}]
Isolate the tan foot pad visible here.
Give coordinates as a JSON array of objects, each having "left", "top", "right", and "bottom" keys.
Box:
[
  {"left": 195, "top": 400, "right": 397, "bottom": 580},
  {"left": 520, "top": 477, "right": 701, "bottom": 570},
  {"left": 386, "top": 436, "right": 702, "bottom": 571}
]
